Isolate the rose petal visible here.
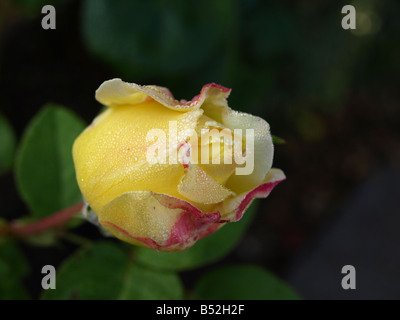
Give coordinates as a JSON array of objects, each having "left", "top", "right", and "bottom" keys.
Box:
[
  {"left": 194, "top": 87, "right": 274, "bottom": 195},
  {"left": 223, "top": 110, "right": 274, "bottom": 194},
  {"left": 95, "top": 78, "right": 231, "bottom": 112},
  {"left": 98, "top": 169, "right": 284, "bottom": 251},
  {"left": 178, "top": 164, "right": 234, "bottom": 205},
  {"left": 72, "top": 98, "right": 203, "bottom": 214},
  {"left": 217, "top": 168, "right": 286, "bottom": 221},
  {"left": 98, "top": 191, "right": 222, "bottom": 251},
  {"left": 75, "top": 79, "right": 285, "bottom": 251}
]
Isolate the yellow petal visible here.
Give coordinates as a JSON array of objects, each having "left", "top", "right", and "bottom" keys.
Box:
[
  {"left": 72, "top": 100, "right": 202, "bottom": 214},
  {"left": 98, "top": 191, "right": 178, "bottom": 248},
  {"left": 98, "top": 191, "right": 222, "bottom": 252},
  {"left": 223, "top": 110, "right": 274, "bottom": 194},
  {"left": 201, "top": 98, "right": 274, "bottom": 194},
  {"left": 218, "top": 168, "right": 286, "bottom": 220},
  {"left": 178, "top": 164, "right": 234, "bottom": 205},
  {"left": 95, "top": 78, "right": 231, "bottom": 112}
]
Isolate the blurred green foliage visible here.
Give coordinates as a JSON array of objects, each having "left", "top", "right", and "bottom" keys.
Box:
[
  {"left": 80, "top": 0, "right": 399, "bottom": 118},
  {"left": 0, "top": 113, "right": 16, "bottom": 175},
  {"left": 0, "top": 241, "right": 30, "bottom": 299},
  {"left": 82, "top": 0, "right": 235, "bottom": 79},
  {"left": 41, "top": 242, "right": 184, "bottom": 300},
  {"left": 193, "top": 264, "right": 299, "bottom": 300}
]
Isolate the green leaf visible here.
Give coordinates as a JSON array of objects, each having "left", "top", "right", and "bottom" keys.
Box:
[
  {"left": 0, "top": 260, "right": 30, "bottom": 299},
  {"left": 41, "top": 242, "right": 129, "bottom": 300},
  {"left": 22, "top": 230, "right": 59, "bottom": 247},
  {"left": 134, "top": 201, "right": 258, "bottom": 271},
  {"left": 65, "top": 215, "right": 86, "bottom": 229},
  {"left": 0, "top": 113, "right": 16, "bottom": 175},
  {"left": 193, "top": 264, "right": 300, "bottom": 300},
  {"left": 16, "top": 104, "right": 86, "bottom": 218},
  {"left": 119, "top": 265, "right": 183, "bottom": 300},
  {"left": 41, "top": 241, "right": 184, "bottom": 300},
  {"left": 272, "top": 135, "right": 286, "bottom": 145},
  {"left": 0, "top": 241, "right": 29, "bottom": 278},
  {"left": 0, "top": 241, "right": 30, "bottom": 299},
  {"left": 81, "top": 0, "right": 235, "bottom": 78}
]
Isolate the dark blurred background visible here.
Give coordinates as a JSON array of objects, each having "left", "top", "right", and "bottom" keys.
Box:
[{"left": 0, "top": 0, "right": 399, "bottom": 299}]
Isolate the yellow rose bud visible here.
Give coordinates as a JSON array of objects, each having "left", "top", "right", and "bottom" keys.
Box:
[{"left": 72, "top": 79, "right": 285, "bottom": 251}]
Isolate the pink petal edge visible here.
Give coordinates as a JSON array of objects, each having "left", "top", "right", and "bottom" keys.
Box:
[
  {"left": 185, "top": 83, "right": 231, "bottom": 107},
  {"left": 100, "top": 177, "right": 284, "bottom": 251}
]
